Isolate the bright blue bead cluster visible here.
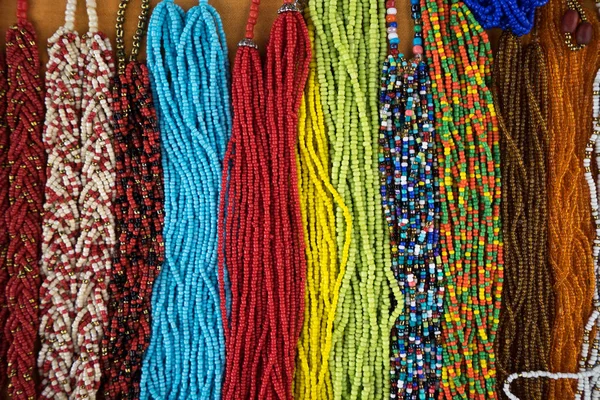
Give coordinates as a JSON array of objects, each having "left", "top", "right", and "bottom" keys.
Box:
[
  {"left": 462, "top": 0, "right": 548, "bottom": 36},
  {"left": 140, "top": 1, "right": 231, "bottom": 399},
  {"left": 379, "top": 2, "right": 443, "bottom": 399}
]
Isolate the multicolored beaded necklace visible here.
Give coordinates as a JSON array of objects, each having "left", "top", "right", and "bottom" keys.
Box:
[
  {"left": 71, "top": 0, "right": 116, "bottom": 396},
  {"left": 101, "top": 1, "right": 164, "bottom": 398},
  {"left": 38, "top": 0, "right": 84, "bottom": 396},
  {"left": 3, "top": 0, "right": 46, "bottom": 397},
  {"left": 307, "top": 0, "right": 393, "bottom": 398},
  {"left": 421, "top": 0, "right": 503, "bottom": 398},
  {"left": 140, "top": 0, "right": 230, "bottom": 398},
  {"left": 219, "top": 0, "right": 309, "bottom": 398},
  {"left": 379, "top": 0, "right": 443, "bottom": 398}
]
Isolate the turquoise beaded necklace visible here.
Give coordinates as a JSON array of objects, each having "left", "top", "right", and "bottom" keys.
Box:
[
  {"left": 140, "top": 0, "right": 230, "bottom": 398},
  {"left": 378, "top": 0, "right": 443, "bottom": 398}
]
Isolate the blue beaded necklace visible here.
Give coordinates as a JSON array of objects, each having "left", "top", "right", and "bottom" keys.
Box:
[
  {"left": 140, "top": 0, "right": 231, "bottom": 399},
  {"left": 462, "top": 0, "right": 548, "bottom": 36},
  {"left": 378, "top": 0, "right": 443, "bottom": 398}
]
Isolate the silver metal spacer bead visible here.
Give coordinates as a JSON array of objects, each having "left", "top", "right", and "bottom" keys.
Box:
[
  {"left": 278, "top": 2, "right": 301, "bottom": 13},
  {"left": 238, "top": 38, "right": 258, "bottom": 49}
]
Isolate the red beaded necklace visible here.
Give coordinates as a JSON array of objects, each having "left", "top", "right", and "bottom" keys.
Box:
[
  {"left": 219, "top": 0, "right": 310, "bottom": 398},
  {"left": 4, "top": 0, "right": 46, "bottom": 398},
  {"left": 0, "top": 48, "right": 9, "bottom": 391},
  {"left": 101, "top": 1, "right": 164, "bottom": 398}
]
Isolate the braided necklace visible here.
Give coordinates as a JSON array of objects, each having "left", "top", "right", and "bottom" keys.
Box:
[
  {"left": 140, "top": 0, "right": 230, "bottom": 398},
  {"left": 421, "top": 0, "right": 503, "bottom": 398},
  {"left": 0, "top": 50, "right": 9, "bottom": 389},
  {"left": 4, "top": 0, "right": 46, "bottom": 397},
  {"left": 462, "top": 0, "right": 548, "bottom": 36},
  {"left": 493, "top": 31, "right": 554, "bottom": 400},
  {"left": 69, "top": 1, "right": 116, "bottom": 397},
  {"left": 101, "top": 1, "right": 164, "bottom": 399},
  {"left": 219, "top": 1, "right": 309, "bottom": 398},
  {"left": 308, "top": 0, "right": 393, "bottom": 398},
  {"left": 378, "top": 0, "right": 442, "bottom": 398},
  {"left": 293, "top": 13, "right": 353, "bottom": 400},
  {"left": 38, "top": 0, "right": 83, "bottom": 397}
]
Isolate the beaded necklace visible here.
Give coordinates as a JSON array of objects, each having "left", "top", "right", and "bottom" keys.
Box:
[
  {"left": 0, "top": 51, "right": 9, "bottom": 389},
  {"left": 308, "top": 0, "right": 393, "bottom": 398},
  {"left": 493, "top": 31, "right": 554, "bottom": 400},
  {"left": 68, "top": 1, "right": 116, "bottom": 397},
  {"left": 140, "top": 0, "right": 230, "bottom": 398},
  {"left": 503, "top": 68, "right": 600, "bottom": 400},
  {"left": 293, "top": 9, "right": 353, "bottom": 400},
  {"left": 101, "top": 1, "right": 164, "bottom": 399},
  {"left": 218, "top": 0, "right": 309, "bottom": 398},
  {"left": 37, "top": 0, "right": 83, "bottom": 397},
  {"left": 378, "top": 0, "right": 442, "bottom": 398},
  {"left": 4, "top": 0, "right": 46, "bottom": 397},
  {"left": 461, "top": 0, "right": 548, "bottom": 36},
  {"left": 420, "top": 0, "right": 503, "bottom": 398}
]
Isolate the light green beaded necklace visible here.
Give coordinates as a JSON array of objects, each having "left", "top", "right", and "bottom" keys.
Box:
[{"left": 308, "top": 0, "right": 399, "bottom": 398}]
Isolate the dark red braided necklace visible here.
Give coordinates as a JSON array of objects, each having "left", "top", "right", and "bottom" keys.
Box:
[
  {"left": 4, "top": 0, "right": 46, "bottom": 398},
  {"left": 101, "top": 1, "right": 164, "bottom": 398},
  {"left": 219, "top": 0, "right": 310, "bottom": 398},
  {"left": 0, "top": 48, "right": 10, "bottom": 391}
]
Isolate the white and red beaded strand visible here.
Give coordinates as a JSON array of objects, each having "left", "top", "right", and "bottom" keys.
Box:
[
  {"left": 37, "top": 0, "right": 83, "bottom": 397},
  {"left": 503, "top": 68, "right": 600, "bottom": 400},
  {"left": 58, "top": 0, "right": 114, "bottom": 398}
]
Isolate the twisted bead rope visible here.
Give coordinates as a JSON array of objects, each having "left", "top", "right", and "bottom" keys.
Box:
[
  {"left": 537, "top": 1, "right": 600, "bottom": 398},
  {"left": 308, "top": 0, "right": 393, "bottom": 398},
  {"left": 101, "top": 2, "right": 164, "bottom": 399},
  {"left": 421, "top": 0, "right": 504, "bottom": 397},
  {"left": 0, "top": 51, "right": 9, "bottom": 389},
  {"left": 493, "top": 32, "right": 554, "bottom": 400},
  {"left": 141, "top": 1, "right": 230, "bottom": 398},
  {"left": 4, "top": 1, "right": 46, "bottom": 396},
  {"left": 37, "top": 2, "right": 83, "bottom": 397},
  {"left": 70, "top": 0, "right": 116, "bottom": 396},
  {"left": 293, "top": 15, "right": 353, "bottom": 400}
]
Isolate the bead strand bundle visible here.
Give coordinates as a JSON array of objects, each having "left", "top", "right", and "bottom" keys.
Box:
[
  {"left": 219, "top": 0, "right": 309, "bottom": 398},
  {"left": 4, "top": 0, "right": 46, "bottom": 397},
  {"left": 141, "top": 0, "right": 230, "bottom": 398},
  {"left": 293, "top": 14, "right": 353, "bottom": 400},
  {"left": 101, "top": 1, "right": 164, "bottom": 398},
  {"left": 538, "top": 0, "right": 600, "bottom": 398},
  {"left": 503, "top": 68, "right": 600, "bottom": 400},
  {"left": 461, "top": 0, "right": 548, "bottom": 36},
  {"left": 421, "top": 0, "right": 504, "bottom": 398},
  {"left": 308, "top": 0, "right": 393, "bottom": 398},
  {"left": 0, "top": 51, "right": 9, "bottom": 388},
  {"left": 378, "top": 0, "right": 443, "bottom": 398},
  {"left": 37, "top": 0, "right": 83, "bottom": 397},
  {"left": 493, "top": 32, "right": 554, "bottom": 400},
  {"left": 71, "top": 1, "right": 116, "bottom": 396}
]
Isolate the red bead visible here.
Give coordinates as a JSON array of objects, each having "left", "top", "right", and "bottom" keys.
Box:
[
  {"left": 576, "top": 21, "right": 593, "bottom": 45},
  {"left": 561, "top": 9, "right": 579, "bottom": 33}
]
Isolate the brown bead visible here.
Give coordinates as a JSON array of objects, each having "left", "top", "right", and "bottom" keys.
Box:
[
  {"left": 562, "top": 9, "right": 580, "bottom": 33},
  {"left": 576, "top": 22, "right": 593, "bottom": 45}
]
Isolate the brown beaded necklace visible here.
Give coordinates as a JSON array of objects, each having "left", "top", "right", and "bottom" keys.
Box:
[
  {"left": 493, "top": 31, "right": 554, "bottom": 400},
  {"left": 101, "top": 1, "right": 164, "bottom": 398}
]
